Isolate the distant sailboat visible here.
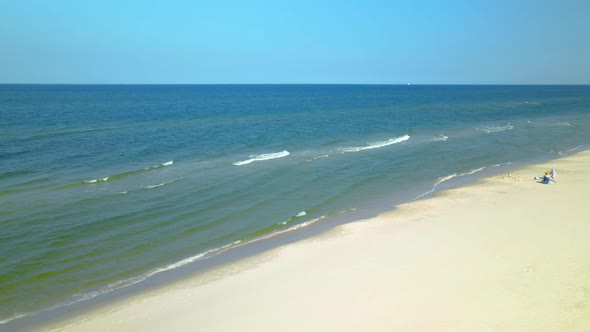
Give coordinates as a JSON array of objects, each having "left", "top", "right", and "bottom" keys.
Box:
[{"left": 407, "top": 82, "right": 411, "bottom": 86}]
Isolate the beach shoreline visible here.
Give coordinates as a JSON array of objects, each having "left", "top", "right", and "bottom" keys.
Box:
[
  {"left": 4, "top": 84, "right": 590, "bottom": 329},
  {"left": 21, "top": 149, "right": 590, "bottom": 331}
]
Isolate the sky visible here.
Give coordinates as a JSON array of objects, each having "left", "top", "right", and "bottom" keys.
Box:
[{"left": 1, "top": 0, "right": 589, "bottom": 84}]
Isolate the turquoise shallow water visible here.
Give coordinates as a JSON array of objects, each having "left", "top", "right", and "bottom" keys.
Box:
[{"left": 1, "top": 84, "right": 590, "bottom": 324}]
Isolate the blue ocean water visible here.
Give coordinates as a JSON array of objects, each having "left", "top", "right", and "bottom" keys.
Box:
[{"left": 1, "top": 84, "right": 590, "bottom": 325}]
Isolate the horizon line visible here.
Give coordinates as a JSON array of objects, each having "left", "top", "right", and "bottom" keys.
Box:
[{"left": 1, "top": 83, "right": 589, "bottom": 86}]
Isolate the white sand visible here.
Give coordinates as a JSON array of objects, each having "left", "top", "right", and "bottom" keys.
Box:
[{"left": 46, "top": 151, "right": 590, "bottom": 331}]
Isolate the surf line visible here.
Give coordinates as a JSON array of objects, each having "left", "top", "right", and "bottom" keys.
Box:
[
  {"left": 337, "top": 135, "right": 410, "bottom": 153},
  {"left": 233, "top": 151, "right": 290, "bottom": 166},
  {"left": 81, "top": 160, "right": 175, "bottom": 185}
]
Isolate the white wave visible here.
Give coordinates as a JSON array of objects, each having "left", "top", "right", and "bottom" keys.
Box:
[
  {"left": 145, "top": 177, "right": 183, "bottom": 189},
  {"left": 151, "top": 240, "right": 239, "bottom": 272},
  {"left": 83, "top": 160, "right": 173, "bottom": 185},
  {"left": 491, "top": 162, "right": 512, "bottom": 167},
  {"left": 0, "top": 313, "right": 27, "bottom": 325},
  {"left": 279, "top": 210, "right": 309, "bottom": 225},
  {"left": 414, "top": 166, "right": 489, "bottom": 200},
  {"left": 338, "top": 208, "right": 357, "bottom": 214},
  {"left": 477, "top": 123, "right": 514, "bottom": 134},
  {"left": 435, "top": 173, "right": 457, "bottom": 186},
  {"left": 84, "top": 176, "right": 109, "bottom": 184},
  {"left": 338, "top": 135, "right": 410, "bottom": 153},
  {"left": 271, "top": 216, "right": 325, "bottom": 235},
  {"left": 119, "top": 191, "right": 128, "bottom": 194},
  {"left": 559, "top": 122, "right": 572, "bottom": 126},
  {"left": 283, "top": 216, "right": 325, "bottom": 231},
  {"left": 145, "top": 160, "right": 174, "bottom": 170},
  {"left": 432, "top": 134, "right": 448, "bottom": 142},
  {"left": 459, "top": 167, "right": 486, "bottom": 176},
  {"left": 233, "top": 150, "right": 290, "bottom": 166},
  {"left": 414, "top": 173, "right": 457, "bottom": 200}
]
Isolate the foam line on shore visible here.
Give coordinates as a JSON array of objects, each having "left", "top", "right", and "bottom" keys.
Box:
[
  {"left": 414, "top": 165, "right": 492, "bottom": 200},
  {"left": 40, "top": 149, "right": 590, "bottom": 331},
  {"left": 0, "top": 209, "right": 330, "bottom": 327},
  {"left": 558, "top": 145, "right": 583, "bottom": 155}
]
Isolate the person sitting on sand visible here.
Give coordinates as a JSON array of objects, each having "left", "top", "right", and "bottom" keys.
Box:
[
  {"left": 542, "top": 171, "right": 551, "bottom": 184},
  {"left": 550, "top": 168, "right": 556, "bottom": 179}
]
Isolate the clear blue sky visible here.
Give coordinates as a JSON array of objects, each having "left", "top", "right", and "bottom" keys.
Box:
[{"left": 1, "top": 0, "right": 589, "bottom": 84}]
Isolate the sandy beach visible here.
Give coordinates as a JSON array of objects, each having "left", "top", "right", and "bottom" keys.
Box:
[{"left": 41, "top": 150, "right": 590, "bottom": 331}]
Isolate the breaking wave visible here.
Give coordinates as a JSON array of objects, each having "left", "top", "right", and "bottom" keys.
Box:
[
  {"left": 233, "top": 150, "right": 290, "bottom": 166},
  {"left": 76, "top": 160, "right": 174, "bottom": 186},
  {"left": 279, "top": 210, "right": 308, "bottom": 225},
  {"left": 145, "top": 177, "right": 183, "bottom": 189},
  {"left": 84, "top": 176, "right": 109, "bottom": 184},
  {"left": 432, "top": 134, "right": 448, "bottom": 142},
  {"left": 337, "top": 135, "right": 410, "bottom": 153}
]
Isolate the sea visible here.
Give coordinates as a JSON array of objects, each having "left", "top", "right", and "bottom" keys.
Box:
[{"left": 1, "top": 84, "right": 590, "bottom": 327}]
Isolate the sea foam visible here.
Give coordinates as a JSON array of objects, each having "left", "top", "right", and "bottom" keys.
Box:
[
  {"left": 233, "top": 150, "right": 290, "bottom": 166},
  {"left": 338, "top": 135, "right": 410, "bottom": 153},
  {"left": 279, "top": 210, "right": 308, "bottom": 225},
  {"left": 146, "top": 160, "right": 173, "bottom": 169},
  {"left": 414, "top": 166, "right": 489, "bottom": 200},
  {"left": 82, "top": 160, "right": 174, "bottom": 185},
  {"left": 477, "top": 123, "right": 514, "bottom": 134},
  {"left": 145, "top": 177, "right": 183, "bottom": 189},
  {"left": 84, "top": 176, "right": 109, "bottom": 184},
  {"left": 432, "top": 134, "right": 448, "bottom": 142}
]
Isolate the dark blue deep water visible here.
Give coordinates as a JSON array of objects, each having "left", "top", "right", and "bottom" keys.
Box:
[{"left": 1, "top": 84, "right": 590, "bottom": 324}]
